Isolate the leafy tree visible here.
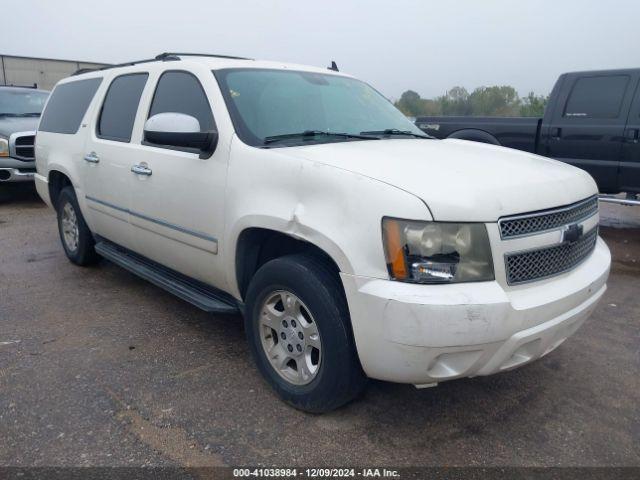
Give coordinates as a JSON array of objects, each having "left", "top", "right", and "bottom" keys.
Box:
[
  {"left": 421, "top": 98, "right": 442, "bottom": 115},
  {"left": 520, "top": 92, "right": 548, "bottom": 117},
  {"left": 469, "top": 86, "right": 520, "bottom": 116},
  {"left": 438, "top": 86, "right": 471, "bottom": 115},
  {"left": 394, "top": 85, "right": 549, "bottom": 118},
  {"left": 396, "top": 90, "right": 424, "bottom": 117}
]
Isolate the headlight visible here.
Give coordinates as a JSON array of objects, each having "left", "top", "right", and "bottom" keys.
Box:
[
  {"left": 382, "top": 218, "right": 494, "bottom": 284},
  {"left": 0, "top": 138, "right": 8, "bottom": 157}
]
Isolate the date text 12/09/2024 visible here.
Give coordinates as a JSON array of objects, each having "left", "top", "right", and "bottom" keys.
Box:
[{"left": 233, "top": 468, "right": 400, "bottom": 478}]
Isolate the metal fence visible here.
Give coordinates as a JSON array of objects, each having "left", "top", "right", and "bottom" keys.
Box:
[{"left": 0, "top": 54, "right": 109, "bottom": 91}]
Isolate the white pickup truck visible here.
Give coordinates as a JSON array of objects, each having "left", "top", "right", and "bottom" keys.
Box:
[{"left": 34, "top": 53, "right": 611, "bottom": 412}]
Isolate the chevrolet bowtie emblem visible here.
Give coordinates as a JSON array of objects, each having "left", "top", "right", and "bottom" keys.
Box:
[{"left": 562, "top": 223, "right": 584, "bottom": 244}]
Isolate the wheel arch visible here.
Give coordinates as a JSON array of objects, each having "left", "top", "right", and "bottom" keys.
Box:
[
  {"left": 448, "top": 128, "right": 501, "bottom": 145},
  {"left": 48, "top": 169, "right": 73, "bottom": 207},
  {"left": 233, "top": 225, "right": 349, "bottom": 302}
]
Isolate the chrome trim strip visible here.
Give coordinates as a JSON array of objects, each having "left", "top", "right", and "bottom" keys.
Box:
[
  {"left": 8, "top": 131, "right": 36, "bottom": 161},
  {"left": 498, "top": 195, "right": 598, "bottom": 240},
  {"left": 86, "top": 195, "right": 128, "bottom": 214},
  {"left": 85, "top": 195, "right": 218, "bottom": 244}
]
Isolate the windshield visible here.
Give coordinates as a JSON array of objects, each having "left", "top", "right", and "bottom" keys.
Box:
[
  {"left": 214, "top": 68, "right": 425, "bottom": 147},
  {"left": 0, "top": 89, "right": 49, "bottom": 116}
]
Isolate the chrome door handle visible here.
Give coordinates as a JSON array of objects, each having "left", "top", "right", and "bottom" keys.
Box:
[
  {"left": 131, "top": 163, "right": 152, "bottom": 176},
  {"left": 84, "top": 152, "right": 100, "bottom": 163}
]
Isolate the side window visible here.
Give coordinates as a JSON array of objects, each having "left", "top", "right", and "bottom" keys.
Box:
[
  {"left": 39, "top": 78, "right": 102, "bottom": 134},
  {"left": 97, "top": 73, "right": 148, "bottom": 142},
  {"left": 564, "top": 75, "right": 629, "bottom": 119},
  {"left": 148, "top": 71, "right": 214, "bottom": 132}
]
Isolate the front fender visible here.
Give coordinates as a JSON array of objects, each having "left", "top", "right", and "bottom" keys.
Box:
[{"left": 223, "top": 140, "right": 432, "bottom": 298}]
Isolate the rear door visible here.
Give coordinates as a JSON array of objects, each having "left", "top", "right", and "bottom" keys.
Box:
[
  {"left": 83, "top": 72, "right": 149, "bottom": 249},
  {"left": 545, "top": 72, "right": 634, "bottom": 192},
  {"left": 619, "top": 75, "right": 640, "bottom": 193}
]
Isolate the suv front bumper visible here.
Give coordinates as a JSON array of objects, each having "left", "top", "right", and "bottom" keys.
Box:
[{"left": 341, "top": 237, "right": 611, "bottom": 385}]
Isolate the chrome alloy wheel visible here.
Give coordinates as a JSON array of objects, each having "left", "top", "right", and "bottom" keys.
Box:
[
  {"left": 61, "top": 202, "right": 79, "bottom": 252},
  {"left": 259, "top": 290, "right": 322, "bottom": 385}
]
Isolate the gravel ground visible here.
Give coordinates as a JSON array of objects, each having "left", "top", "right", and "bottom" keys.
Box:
[{"left": 1, "top": 184, "right": 639, "bottom": 468}]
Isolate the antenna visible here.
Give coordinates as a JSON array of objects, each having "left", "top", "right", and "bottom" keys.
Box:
[{"left": 328, "top": 61, "right": 339, "bottom": 72}]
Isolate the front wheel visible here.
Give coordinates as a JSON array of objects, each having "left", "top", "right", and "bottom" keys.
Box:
[{"left": 244, "top": 254, "right": 366, "bottom": 413}]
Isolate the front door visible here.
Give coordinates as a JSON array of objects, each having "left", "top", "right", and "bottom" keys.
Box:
[
  {"left": 128, "top": 69, "right": 229, "bottom": 290},
  {"left": 544, "top": 73, "right": 634, "bottom": 193},
  {"left": 83, "top": 72, "right": 149, "bottom": 250},
  {"left": 619, "top": 76, "right": 640, "bottom": 194}
]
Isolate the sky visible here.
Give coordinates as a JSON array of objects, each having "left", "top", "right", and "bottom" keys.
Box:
[{"left": 1, "top": 0, "right": 638, "bottom": 100}]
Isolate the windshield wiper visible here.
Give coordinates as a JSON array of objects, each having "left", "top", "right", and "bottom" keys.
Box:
[
  {"left": 263, "top": 130, "right": 379, "bottom": 145},
  {"left": 360, "top": 128, "right": 431, "bottom": 139}
]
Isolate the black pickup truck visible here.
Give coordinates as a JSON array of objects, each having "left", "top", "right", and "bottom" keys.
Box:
[{"left": 415, "top": 68, "right": 640, "bottom": 195}]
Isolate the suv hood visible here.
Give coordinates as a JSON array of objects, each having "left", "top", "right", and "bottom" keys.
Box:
[
  {"left": 288, "top": 138, "right": 597, "bottom": 222},
  {"left": 0, "top": 116, "right": 39, "bottom": 138}
]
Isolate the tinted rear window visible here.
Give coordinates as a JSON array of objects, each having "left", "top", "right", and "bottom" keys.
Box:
[
  {"left": 98, "top": 73, "right": 148, "bottom": 142},
  {"left": 39, "top": 78, "right": 102, "bottom": 134},
  {"left": 564, "top": 75, "right": 629, "bottom": 119}
]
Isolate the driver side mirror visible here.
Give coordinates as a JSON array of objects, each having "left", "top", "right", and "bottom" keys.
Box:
[{"left": 144, "top": 112, "right": 218, "bottom": 158}]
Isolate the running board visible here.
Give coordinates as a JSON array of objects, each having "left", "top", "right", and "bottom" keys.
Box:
[{"left": 95, "top": 240, "right": 240, "bottom": 314}]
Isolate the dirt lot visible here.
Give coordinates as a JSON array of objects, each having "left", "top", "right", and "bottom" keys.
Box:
[{"left": 1, "top": 185, "right": 639, "bottom": 468}]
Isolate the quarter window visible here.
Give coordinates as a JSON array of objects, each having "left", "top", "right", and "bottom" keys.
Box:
[
  {"left": 564, "top": 75, "right": 629, "bottom": 119},
  {"left": 39, "top": 78, "right": 102, "bottom": 134},
  {"left": 97, "top": 73, "right": 148, "bottom": 142},
  {"left": 148, "top": 71, "right": 214, "bottom": 132}
]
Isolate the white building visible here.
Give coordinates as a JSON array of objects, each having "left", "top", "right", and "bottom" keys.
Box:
[{"left": 0, "top": 54, "right": 108, "bottom": 91}]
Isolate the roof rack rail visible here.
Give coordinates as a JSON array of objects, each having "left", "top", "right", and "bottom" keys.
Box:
[
  {"left": 70, "top": 52, "right": 252, "bottom": 77},
  {"left": 71, "top": 68, "right": 98, "bottom": 76},
  {"left": 71, "top": 54, "right": 179, "bottom": 76},
  {"left": 155, "top": 52, "right": 253, "bottom": 61},
  {"left": 1, "top": 83, "right": 39, "bottom": 89}
]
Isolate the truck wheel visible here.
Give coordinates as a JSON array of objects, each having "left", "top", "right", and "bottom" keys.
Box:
[
  {"left": 56, "top": 186, "right": 100, "bottom": 266},
  {"left": 244, "top": 254, "right": 366, "bottom": 412}
]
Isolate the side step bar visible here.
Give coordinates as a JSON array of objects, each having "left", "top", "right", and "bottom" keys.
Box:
[{"left": 95, "top": 240, "right": 240, "bottom": 315}]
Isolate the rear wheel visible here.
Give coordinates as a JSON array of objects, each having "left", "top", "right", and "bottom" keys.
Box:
[
  {"left": 244, "top": 254, "right": 366, "bottom": 412},
  {"left": 56, "top": 186, "right": 100, "bottom": 266}
]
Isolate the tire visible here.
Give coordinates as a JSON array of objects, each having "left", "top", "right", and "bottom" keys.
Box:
[
  {"left": 56, "top": 186, "right": 100, "bottom": 266},
  {"left": 244, "top": 254, "right": 367, "bottom": 413}
]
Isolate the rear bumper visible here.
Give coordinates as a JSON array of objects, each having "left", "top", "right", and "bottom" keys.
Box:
[{"left": 341, "top": 237, "right": 611, "bottom": 385}]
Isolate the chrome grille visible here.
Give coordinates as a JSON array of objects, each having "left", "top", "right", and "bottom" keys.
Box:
[
  {"left": 499, "top": 196, "right": 598, "bottom": 239},
  {"left": 505, "top": 228, "right": 598, "bottom": 285},
  {"left": 9, "top": 131, "right": 36, "bottom": 161}
]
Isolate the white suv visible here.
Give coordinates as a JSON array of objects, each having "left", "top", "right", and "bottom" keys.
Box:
[{"left": 34, "top": 53, "right": 611, "bottom": 412}]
